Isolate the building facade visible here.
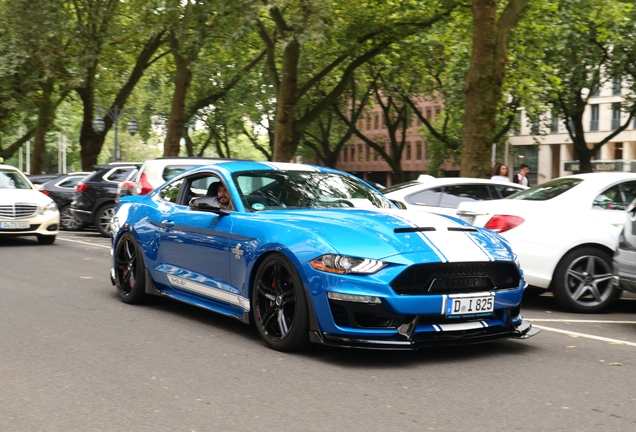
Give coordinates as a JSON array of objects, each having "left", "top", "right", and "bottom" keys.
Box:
[
  {"left": 509, "top": 79, "right": 636, "bottom": 185},
  {"left": 334, "top": 100, "right": 453, "bottom": 187}
]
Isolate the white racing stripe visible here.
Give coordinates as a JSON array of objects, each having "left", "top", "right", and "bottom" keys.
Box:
[
  {"left": 166, "top": 274, "right": 250, "bottom": 311},
  {"left": 57, "top": 237, "right": 111, "bottom": 249},
  {"left": 533, "top": 324, "right": 636, "bottom": 347}
]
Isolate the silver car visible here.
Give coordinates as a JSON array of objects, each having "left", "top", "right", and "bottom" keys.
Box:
[{"left": 613, "top": 199, "right": 636, "bottom": 293}]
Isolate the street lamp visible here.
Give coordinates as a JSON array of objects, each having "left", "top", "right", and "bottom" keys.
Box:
[{"left": 92, "top": 105, "right": 138, "bottom": 162}]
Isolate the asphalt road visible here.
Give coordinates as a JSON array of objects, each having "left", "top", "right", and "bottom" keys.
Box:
[{"left": 2, "top": 231, "right": 636, "bottom": 432}]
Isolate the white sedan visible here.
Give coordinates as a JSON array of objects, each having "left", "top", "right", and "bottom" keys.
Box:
[
  {"left": 383, "top": 175, "right": 525, "bottom": 216},
  {"left": 0, "top": 164, "right": 59, "bottom": 244},
  {"left": 457, "top": 172, "right": 636, "bottom": 313}
]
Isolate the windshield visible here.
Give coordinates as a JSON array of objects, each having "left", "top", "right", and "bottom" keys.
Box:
[
  {"left": 234, "top": 170, "right": 395, "bottom": 211},
  {"left": 507, "top": 177, "right": 583, "bottom": 201},
  {"left": 0, "top": 169, "right": 32, "bottom": 189}
]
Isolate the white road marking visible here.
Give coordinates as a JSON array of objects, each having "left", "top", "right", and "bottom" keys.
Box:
[
  {"left": 533, "top": 324, "right": 636, "bottom": 347},
  {"left": 528, "top": 319, "right": 636, "bottom": 324},
  {"left": 57, "top": 237, "right": 111, "bottom": 249}
]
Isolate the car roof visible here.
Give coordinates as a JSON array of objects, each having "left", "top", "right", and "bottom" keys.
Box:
[
  {"left": 384, "top": 176, "right": 526, "bottom": 194},
  {"left": 0, "top": 164, "right": 19, "bottom": 170},
  {"left": 188, "top": 161, "right": 339, "bottom": 175},
  {"left": 562, "top": 172, "right": 636, "bottom": 184}
]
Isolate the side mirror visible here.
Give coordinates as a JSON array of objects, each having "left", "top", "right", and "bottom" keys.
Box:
[
  {"left": 391, "top": 199, "right": 407, "bottom": 210},
  {"left": 189, "top": 196, "right": 230, "bottom": 215}
]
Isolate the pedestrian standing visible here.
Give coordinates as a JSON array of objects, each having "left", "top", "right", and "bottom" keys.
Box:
[
  {"left": 490, "top": 163, "right": 510, "bottom": 182},
  {"left": 514, "top": 164, "right": 530, "bottom": 186}
]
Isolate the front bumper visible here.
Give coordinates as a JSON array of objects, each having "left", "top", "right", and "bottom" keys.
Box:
[
  {"left": 310, "top": 318, "right": 539, "bottom": 350},
  {"left": 0, "top": 212, "right": 59, "bottom": 237}
]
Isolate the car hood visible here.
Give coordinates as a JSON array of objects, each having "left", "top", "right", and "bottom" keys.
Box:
[
  {"left": 257, "top": 208, "right": 513, "bottom": 262},
  {"left": 0, "top": 188, "right": 53, "bottom": 206}
]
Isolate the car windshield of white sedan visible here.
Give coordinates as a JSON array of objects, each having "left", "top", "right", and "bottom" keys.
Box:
[
  {"left": 234, "top": 170, "right": 394, "bottom": 211},
  {"left": 0, "top": 170, "right": 31, "bottom": 189},
  {"left": 506, "top": 177, "right": 583, "bottom": 201}
]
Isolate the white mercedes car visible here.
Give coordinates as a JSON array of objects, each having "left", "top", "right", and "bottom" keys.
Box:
[
  {"left": 0, "top": 164, "right": 59, "bottom": 244},
  {"left": 457, "top": 172, "right": 636, "bottom": 313},
  {"left": 383, "top": 175, "right": 525, "bottom": 216}
]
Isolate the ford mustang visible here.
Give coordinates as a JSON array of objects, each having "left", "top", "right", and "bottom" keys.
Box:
[{"left": 109, "top": 161, "right": 538, "bottom": 351}]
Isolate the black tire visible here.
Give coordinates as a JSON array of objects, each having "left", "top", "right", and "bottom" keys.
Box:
[
  {"left": 251, "top": 254, "right": 309, "bottom": 351},
  {"left": 60, "top": 205, "right": 86, "bottom": 231},
  {"left": 114, "top": 232, "right": 148, "bottom": 304},
  {"left": 37, "top": 235, "right": 56, "bottom": 245},
  {"left": 552, "top": 247, "right": 620, "bottom": 313},
  {"left": 94, "top": 204, "right": 115, "bottom": 237}
]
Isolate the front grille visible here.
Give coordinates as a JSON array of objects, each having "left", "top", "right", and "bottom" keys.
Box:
[
  {"left": 391, "top": 262, "right": 520, "bottom": 295},
  {"left": 0, "top": 204, "right": 38, "bottom": 219}
]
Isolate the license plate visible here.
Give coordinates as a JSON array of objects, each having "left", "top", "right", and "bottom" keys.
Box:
[
  {"left": 445, "top": 294, "right": 494, "bottom": 316},
  {"left": 0, "top": 221, "right": 30, "bottom": 229}
]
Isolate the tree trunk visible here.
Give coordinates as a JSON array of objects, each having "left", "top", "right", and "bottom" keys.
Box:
[
  {"left": 31, "top": 80, "right": 56, "bottom": 174},
  {"left": 163, "top": 58, "right": 192, "bottom": 156},
  {"left": 460, "top": 0, "right": 528, "bottom": 178},
  {"left": 77, "top": 84, "right": 107, "bottom": 171},
  {"left": 273, "top": 40, "right": 300, "bottom": 162}
]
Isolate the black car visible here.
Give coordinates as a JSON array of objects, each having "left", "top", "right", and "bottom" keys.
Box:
[
  {"left": 28, "top": 173, "right": 63, "bottom": 185},
  {"left": 40, "top": 172, "right": 91, "bottom": 230},
  {"left": 70, "top": 163, "right": 141, "bottom": 237}
]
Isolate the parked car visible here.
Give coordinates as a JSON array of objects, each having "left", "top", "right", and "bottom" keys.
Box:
[
  {"left": 70, "top": 163, "right": 141, "bottom": 237},
  {"left": 612, "top": 198, "right": 636, "bottom": 294},
  {"left": 40, "top": 172, "right": 91, "bottom": 230},
  {"left": 27, "top": 173, "right": 63, "bottom": 185},
  {"left": 0, "top": 164, "right": 59, "bottom": 244},
  {"left": 383, "top": 175, "right": 526, "bottom": 216},
  {"left": 117, "top": 157, "right": 234, "bottom": 200},
  {"left": 457, "top": 172, "right": 636, "bottom": 313},
  {"left": 110, "top": 161, "right": 538, "bottom": 352}
]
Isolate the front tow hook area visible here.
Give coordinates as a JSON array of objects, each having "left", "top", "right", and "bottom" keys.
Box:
[{"left": 513, "top": 320, "right": 540, "bottom": 339}]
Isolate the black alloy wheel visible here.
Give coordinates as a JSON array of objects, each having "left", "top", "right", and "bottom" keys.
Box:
[
  {"left": 114, "top": 232, "right": 147, "bottom": 304},
  {"left": 252, "top": 254, "right": 309, "bottom": 351},
  {"left": 552, "top": 247, "right": 620, "bottom": 313}
]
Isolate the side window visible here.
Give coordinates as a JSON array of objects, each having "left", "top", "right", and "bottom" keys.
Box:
[
  {"left": 184, "top": 175, "right": 224, "bottom": 206},
  {"left": 405, "top": 187, "right": 444, "bottom": 207},
  {"left": 593, "top": 184, "right": 624, "bottom": 210},
  {"left": 104, "top": 167, "right": 134, "bottom": 182},
  {"left": 492, "top": 184, "right": 522, "bottom": 199},
  {"left": 58, "top": 177, "right": 84, "bottom": 188},
  {"left": 438, "top": 184, "right": 491, "bottom": 209},
  {"left": 159, "top": 179, "right": 184, "bottom": 203},
  {"left": 620, "top": 181, "right": 636, "bottom": 209}
]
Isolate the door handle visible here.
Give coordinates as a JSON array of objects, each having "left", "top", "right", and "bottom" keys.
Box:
[{"left": 161, "top": 220, "right": 175, "bottom": 229}]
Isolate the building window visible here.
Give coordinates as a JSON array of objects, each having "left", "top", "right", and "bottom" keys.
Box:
[
  {"left": 615, "top": 143, "right": 623, "bottom": 160},
  {"left": 373, "top": 113, "right": 379, "bottom": 130},
  {"left": 551, "top": 113, "right": 559, "bottom": 134},
  {"left": 530, "top": 118, "right": 539, "bottom": 135},
  {"left": 425, "top": 108, "right": 432, "bottom": 120},
  {"left": 590, "top": 104, "right": 599, "bottom": 131},
  {"left": 358, "top": 144, "right": 364, "bottom": 161},
  {"left": 434, "top": 106, "right": 441, "bottom": 118},
  {"left": 612, "top": 103, "right": 621, "bottom": 130},
  {"left": 591, "top": 84, "right": 600, "bottom": 97},
  {"left": 405, "top": 142, "right": 411, "bottom": 160},
  {"left": 368, "top": 148, "right": 374, "bottom": 161},
  {"left": 416, "top": 141, "right": 422, "bottom": 160},
  {"left": 349, "top": 147, "right": 354, "bottom": 162},
  {"left": 612, "top": 78, "right": 622, "bottom": 95},
  {"left": 366, "top": 146, "right": 372, "bottom": 161},
  {"left": 424, "top": 142, "right": 429, "bottom": 160}
]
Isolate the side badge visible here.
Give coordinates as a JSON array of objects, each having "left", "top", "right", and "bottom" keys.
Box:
[{"left": 231, "top": 243, "right": 244, "bottom": 260}]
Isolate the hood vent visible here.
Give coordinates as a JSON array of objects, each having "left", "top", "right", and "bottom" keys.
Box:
[
  {"left": 447, "top": 227, "right": 478, "bottom": 232},
  {"left": 394, "top": 227, "right": 436, "bottom": 234}
]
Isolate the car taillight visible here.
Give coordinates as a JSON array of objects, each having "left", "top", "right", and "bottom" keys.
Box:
[
  {"left": 40, "top": 190, "right": 50, "bottom": 196},
  {"left": 120, "top": 180, "right": 135, "bottom": 195},
  {"left": 76, "top": 183, "right": 89, "bottom": 192},
  {"left": 484, "top": 215, "right": 524, "bottom": 233},
  {"left": 139, "top": 173, "right": 153, "bottom": 195}
]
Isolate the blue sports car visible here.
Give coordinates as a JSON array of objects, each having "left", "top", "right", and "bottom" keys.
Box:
[{"left": 110, "top": 161, "right": 539, "bottom": 351}]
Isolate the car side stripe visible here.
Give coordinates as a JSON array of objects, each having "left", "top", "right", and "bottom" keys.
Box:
[{"left": 166, "top": 275, "right": 250, "bottom": 311}]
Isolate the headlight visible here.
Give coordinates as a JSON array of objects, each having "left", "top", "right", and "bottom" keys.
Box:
[
  {"left": 309, "top": 254, "right": 386, "bottom": 274},
  {"left": 39, "top": 202, "right": 58, "bottom": 215}
]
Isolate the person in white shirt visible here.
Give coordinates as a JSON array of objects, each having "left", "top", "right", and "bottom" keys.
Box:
[
  {"left": 490, "top": 163, "right": 510, "bottom": 182},
  {"left": 514, "top": 164, "right": 530, "bottom": 186}
]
